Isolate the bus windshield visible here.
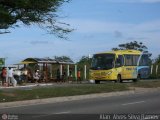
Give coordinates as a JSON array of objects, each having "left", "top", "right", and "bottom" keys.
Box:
[{"left": 91, "top": 54, "right": 115, "bottom": 70}]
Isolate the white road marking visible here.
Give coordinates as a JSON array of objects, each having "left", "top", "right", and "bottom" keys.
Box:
[
  {"left": 32, "top": 111, "right": 71, "bottom": 118},
  {"left": 0, "top": 103, "right": 50, "bottom": 109},
  {"left": 122, "top": 101, "right": 145, "bottom": 106},
  {"left": 32, "top": 114, "right": 52, "bottom": 118},
  {"left": 54, "top": 111, "right": 71, "bottom": 114}
]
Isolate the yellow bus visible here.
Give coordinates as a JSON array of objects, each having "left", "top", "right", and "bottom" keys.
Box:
[{"left": 89, "top": 50, "right": 150, "bottom": 84}]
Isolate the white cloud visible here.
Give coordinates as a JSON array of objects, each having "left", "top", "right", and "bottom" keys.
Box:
[
  {"left": 67, "top": 19, "right": 134, "bottom": 33},
  {"left": 67, "top": 19, "right": 160, "bottom": 35},
  {"left": 30, "top": 40, "right": 49, "bottom": 45},
  {"left": 1, "top": 18, "right": 160, "bottom": 64},
  {"left": 67, "top": 18, "right": 160, "bottom": 58}
]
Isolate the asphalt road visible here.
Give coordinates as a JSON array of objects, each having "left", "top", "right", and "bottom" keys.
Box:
[{"left": 0, "top": 90, "right": 160, "bottom": 120}]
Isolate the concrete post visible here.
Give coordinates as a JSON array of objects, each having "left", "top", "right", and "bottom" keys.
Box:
[
  {"left": 46, "top": 63, "right": 48, "bottom": 82},
  {"left": 151, "top": 65, "right": 153, "bottom": 75},
  {"left": 60, "top": 64, "right": 63, "bottom": 79},
  {"left": 50, "top": 64, "right": 52, "bottom": 78},
  {"left": 156, "top": 65, "right": 159, "bottom": 75},
  {"left": 67, "top": 65, "right": 70, "bottom": 77},
  {"left": 84, "top": 65, "right": 87, "bottom": 80},
  {"left": 75, "top": 65, "right": 77, "bottom": 81}
]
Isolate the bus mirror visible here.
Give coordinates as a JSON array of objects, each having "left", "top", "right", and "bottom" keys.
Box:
[{"left": 116, "top": 55, "right": 119, "bottom": 58}]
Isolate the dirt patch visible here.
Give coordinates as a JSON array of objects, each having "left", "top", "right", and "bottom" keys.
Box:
[{"left": 2, "top": 92, "right": 17, "bottom": 97}]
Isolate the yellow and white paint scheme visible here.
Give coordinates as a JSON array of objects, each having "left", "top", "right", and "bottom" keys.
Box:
[{"left": 90, "top": 50, "right": 142, "bottom": 82}]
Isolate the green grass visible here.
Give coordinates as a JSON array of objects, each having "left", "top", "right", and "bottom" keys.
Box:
[
  {"left": 1, "top": 80, "right": 160, "bottom": 103},
  {"left": 131, "top": 80, "right": 160, "bottom": 88},
  {"left": 0, "top": 83, "right": 129, "bottom": 103}
]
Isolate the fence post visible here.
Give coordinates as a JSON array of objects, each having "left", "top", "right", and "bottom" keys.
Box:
[
  {"left": 60, "top": 64, "right": 63, "bottom": 79},
  {"left": 50, "top": 64, "right": 52, "bottom": 78},
  {"left": 67, "top": 65, "right": 70, "bottom": 78},
  {"left": 156, "top": 65, "right": 159, "bottom": 75},
  {"left": 75, "top": 65, "right": 77, "bottom": 81},
  {"left": 151, "top": 65, "right": 153, "bottom": 75},
  {"left": 84, "top": 65, "right": 87, "bottom": 80}
]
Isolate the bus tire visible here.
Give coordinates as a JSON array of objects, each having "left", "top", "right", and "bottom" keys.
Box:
[
  {"left": 95, "top": 80, "right": 100, "bottom": 84},
  {"left": 133, "top": 74, "right": 141, "bottom": 82},
  {"left": 117, "top": 75, "right": 122, "bottom": 83}
]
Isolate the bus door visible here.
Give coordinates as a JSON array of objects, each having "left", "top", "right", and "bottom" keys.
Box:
[
  {"left": 124, "top": 55, "right": 139, "bottom": 79},
  {"left": 115, "top": 55, "right": 125, "bottom": 79}
]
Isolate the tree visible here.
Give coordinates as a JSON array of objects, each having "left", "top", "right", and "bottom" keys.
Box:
[
  {"left": 77, "top": 56, "right": 92, "bottom": 66},
  {"left": 154, "top": 55, "right": 160, "bottom": 64},
  {"left": 112, "top": 41, "right": 148, "bottom": 52},
  {"left": 54, "top": 56, "right": 73, "bottom": 63},
  {"left": 0, "top": 0, "right": 72, "bottom": 38},
  {"left": 77, "top": 56, "right": 92, "bottom": 71},
  {"left": 77, "top": 56, "right": 92, "bottom": 80}
]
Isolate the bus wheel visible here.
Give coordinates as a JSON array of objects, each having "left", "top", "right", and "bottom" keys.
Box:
[
  {"left": 133, "top": 74, "right": 141, "bottom": 82},
  {"left": 117, "top": 75, "right": 122, "bottom": 83},
  {"left": 95, "top": 80, "right": 100, "bottom": 84}
]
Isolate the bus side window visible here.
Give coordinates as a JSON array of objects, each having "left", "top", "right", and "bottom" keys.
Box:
[
  {"left": 115, "top": 55, "right": 124, "bottom": 68},
  {"left": 139, "top": 54, "right": 150, "bottom": 66}
]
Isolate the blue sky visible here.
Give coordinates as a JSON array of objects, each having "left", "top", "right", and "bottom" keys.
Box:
[{"left": 1, "top": 0, "right": 160, "bottom": 65}]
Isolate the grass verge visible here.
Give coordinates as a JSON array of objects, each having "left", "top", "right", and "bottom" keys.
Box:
[
  {"left": 131, "top": 80, "right": 160, "bottom": 88},
  {"left": 1, "top": 80, "right": 160, "bottom": 103},
  {"left": 0, "top": 83, "right": 129, "bottom": 103}
]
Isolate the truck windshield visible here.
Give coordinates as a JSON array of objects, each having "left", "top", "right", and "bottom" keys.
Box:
[{"left": 91, "top": 54, "right": 115, "bottom": 70}]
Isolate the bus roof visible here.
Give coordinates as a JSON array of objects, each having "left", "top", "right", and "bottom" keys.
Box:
[{"left": 96, "top": 50, "right": 142, "bottom": 55}]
